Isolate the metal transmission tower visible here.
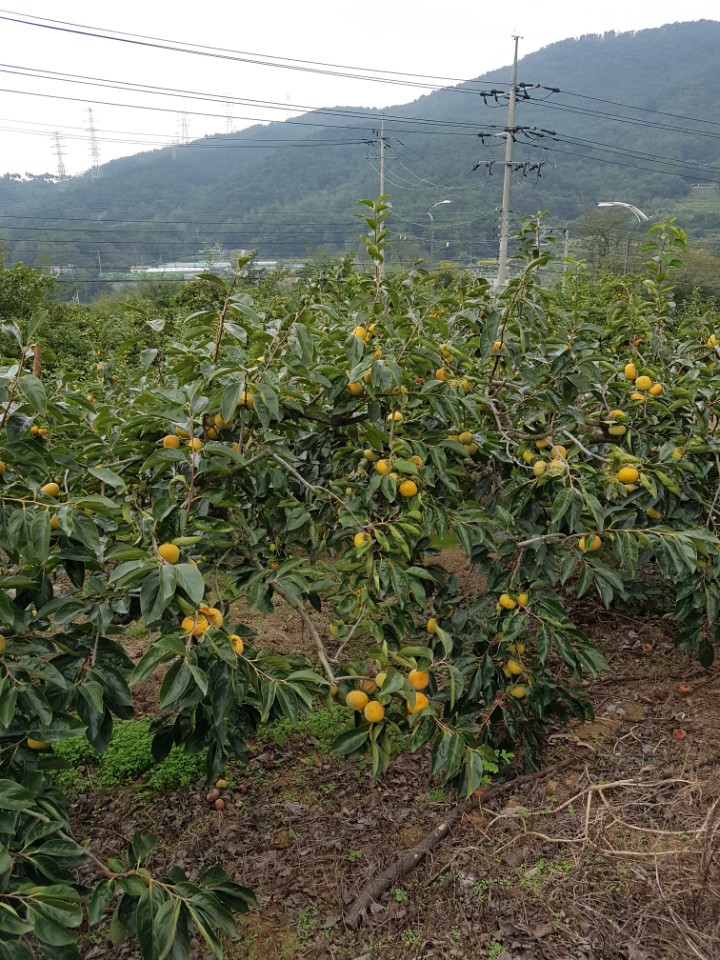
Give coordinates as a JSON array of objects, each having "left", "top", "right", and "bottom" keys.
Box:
[
  {"left": 178, "top": 113, "right": 190, "bottom": 144},
  {"left": 52, "top": 131, "right": 67, "bottom": 182},
  {"left": 225, "top": 99, "right": 234, "bottom": 134},
  {"left": 86, "top": 108, "right": 102, "bottom": 179}
]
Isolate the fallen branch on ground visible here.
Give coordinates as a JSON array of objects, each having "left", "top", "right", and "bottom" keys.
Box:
[{"left": 342, "top": 759, "right": 572, "bottom": 930}]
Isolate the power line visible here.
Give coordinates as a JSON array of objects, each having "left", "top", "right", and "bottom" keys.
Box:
[
  {"left": 544, "top": 86, "right": 720, "bottom": 131},
  {"left": 0, "top": 83, "right": 483, "bottom": 140},
  {"left": 0, "top": 10, "right": 487, "bottom": 93}
]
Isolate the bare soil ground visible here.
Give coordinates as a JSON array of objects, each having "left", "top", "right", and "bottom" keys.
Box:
[{"left": 73, "top": 588, "right": 720, "bottom": 960}]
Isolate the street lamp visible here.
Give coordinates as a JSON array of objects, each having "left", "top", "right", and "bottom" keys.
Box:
[
  {"left": 597, "top": 201, "right": 649, "bottom": 223},
  {"left": 427, "top": 200, "right": 452, "bottom": 268},
  {"left": 597, "top": 201, "right": 649, "bottom": 273}
]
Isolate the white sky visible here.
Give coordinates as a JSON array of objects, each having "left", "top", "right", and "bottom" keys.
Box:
[{"left": 0, "top": 1, "right": 718, "bottom": 176}]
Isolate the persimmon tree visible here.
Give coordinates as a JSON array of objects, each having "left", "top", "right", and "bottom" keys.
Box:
[{"left": 1, "top": 201, "right": 718, "bottom": 957}]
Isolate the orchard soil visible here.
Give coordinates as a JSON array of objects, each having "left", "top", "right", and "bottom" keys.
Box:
[{"left": 73, "top": 567, "right": 720, "bottom": 960}]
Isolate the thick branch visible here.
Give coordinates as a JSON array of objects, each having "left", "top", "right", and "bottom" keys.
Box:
[
  {"left": 343, "top": 759, "right": 571, "bottom": 930},
  {"left": 272, "top": 580, "right": 336, "bottom": 684}
]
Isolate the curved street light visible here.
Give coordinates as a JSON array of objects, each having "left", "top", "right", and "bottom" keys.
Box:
[
  {"left": 427, "top": 200, "right": 452, "bottom": 267},
  {"left": 597, "top": 201, "right": 649, "bottom": 223},
  {"left": 597, "top": 201, "right": 650, "bottom": 272}
]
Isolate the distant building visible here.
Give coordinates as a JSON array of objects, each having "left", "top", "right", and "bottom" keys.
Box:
[{"left": 130, "top": 260, "right": 233, "bottom": 277}]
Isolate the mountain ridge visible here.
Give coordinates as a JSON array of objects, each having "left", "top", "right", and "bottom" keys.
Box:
[{"left": 2, "top": 19, "right": 719, "bottom": 273}]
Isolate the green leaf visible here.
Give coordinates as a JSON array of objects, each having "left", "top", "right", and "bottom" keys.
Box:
[
  {"left": 109, "top": 904, "right": 127, "bottom": 946},
  {"left": 330, "top": 727, "right": 370, "bottom": 755},
  {"left": 19, "top": 374, "right": 47, "bottom": 414},
  {"left": 159, "top": 661, "right": 191, "bottom": 710},
  {"left": 175, "top": 564, "right": 205, "bottom": 605},
  {"left": 0, "top": 902, "right": 33, "bottom": 936},
  {"left": 156, "top": 898, "right": 182, "bottom": 960},
  {"left": 551, "top": 488, "right": 572, "bottom": 525},
  {"left": 139, "top": 347, "right": 159, "bottom": 370},
  {"left": 699, "top": 639, "right": 715, "bottom": 668},
  {"left": 25, "top": 904, "right": 79, "bottom": 947},
  {"left": 88, "top": 880, "right": 115, "bottom": 926},
  {"left": 0, "top": 682, "right": 18, "bottom": 729},
  {"left": 0, "top": 779, "right": 34, "bottom": 810},
  {"left": 220, "top": 382, "right": 243, "bottom": 422},
  {"left": 583, "top": 493, "right": 605, "bottom": 530},
  {"left": 88, "top": 466, "right": 127, "bottom": 491}
]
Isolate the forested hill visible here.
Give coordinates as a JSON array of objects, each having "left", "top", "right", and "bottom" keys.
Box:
[{"left": 2, "top": 19, "right": 720, "bottom": 274}]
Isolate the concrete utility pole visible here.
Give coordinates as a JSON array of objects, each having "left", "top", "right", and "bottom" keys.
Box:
[
  {"left": 379, "top": 114, "right": 385, "bottom": 197},
  {"left": 427, "top": 200, "right": 452, "bottom": 268},
  {"left": 496, "top": 35, "right": 521, "bottom": 287}
]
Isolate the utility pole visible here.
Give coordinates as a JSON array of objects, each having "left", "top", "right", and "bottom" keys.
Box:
[
  {"left": 496, "top": 35, "right": 521, "bottom": 287},
  {"left": 379, "top": 114, "right": 385, "bottom": 197},
  {"left": 378, "top": 115, "right": 386, "bottom": 279}
]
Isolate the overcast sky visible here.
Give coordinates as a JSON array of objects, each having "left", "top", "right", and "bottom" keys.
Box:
[{"left": 1, "top": 1, "right": 718, "bottom": 177}]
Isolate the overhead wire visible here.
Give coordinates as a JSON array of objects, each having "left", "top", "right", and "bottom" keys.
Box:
[{"left": 0, "top": 10, "right": 489, "bottom": 94}]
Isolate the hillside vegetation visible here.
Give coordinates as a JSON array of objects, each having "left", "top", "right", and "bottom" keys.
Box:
[{"left": 1, "top": 21, "right": 720, "bottom": 279}]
